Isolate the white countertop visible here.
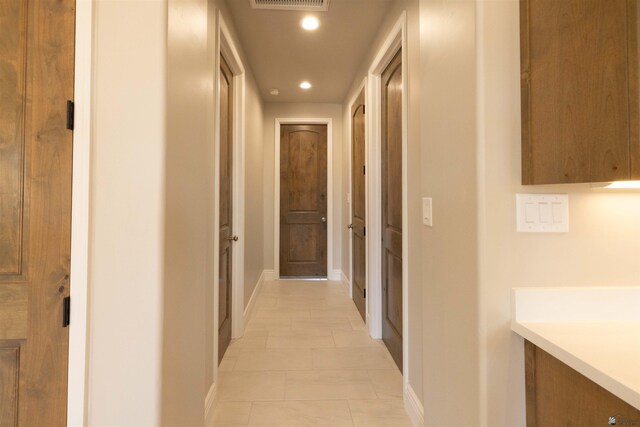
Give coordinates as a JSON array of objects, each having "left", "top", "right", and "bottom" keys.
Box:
[{"left": 511, "top": 287, "right": 640, "bottom": 410}]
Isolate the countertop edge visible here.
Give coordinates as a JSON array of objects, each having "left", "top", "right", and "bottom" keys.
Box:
[{"left": 511, "top": 321, "right": 640, "bottom": 410}]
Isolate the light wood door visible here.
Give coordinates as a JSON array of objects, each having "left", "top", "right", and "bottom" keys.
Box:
[
  {"left": 218, "top": 56, "right": 234, "bottom": 363},
  {"left": 351, "top": 89, "right": 366, "bottom": 322},
  {"left": 521, "top": 0, "right": 639, "bottom": 184},
  {"left": 280, "top": 124, "right": 328, "bottom": 278},
  {"left": 381, "top": 50, "right": 403, "bottom": 371},
  {"left": 0, "top": 0, "right": 75, "bottom": 424}
]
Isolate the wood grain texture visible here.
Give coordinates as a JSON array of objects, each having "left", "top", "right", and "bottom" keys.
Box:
[
  {"left": 351, "top": 88, "right": 366, "bottom": 322},
  {"left": 521, "top": 0, "right": 634, "bottom": 184},
  {"left": 218, "top": 55, "right": 233, "bottom": 363},
  {"left": 279, "top": 125, "right": 327, "bottom": 277},
  {"left": 525, "top": 341, "right": 640, "bottom": 427},
  {"left": 0, "top": 285, "right": 27, "bottom": 340},
  {"left": 628, "top": 1, "right": 640, "bottom": 179},
  {"left": 0, "top": 0, "right": 27, "bottom": 276},
  {"left": 0, "top": 346, "right": 19, "bottom": 427},
  {"left": 381, "top": 50, "right": 403, "bottom": 371},
  {"left": 17, "top": 0, "right": 75, "bottom": 423}
]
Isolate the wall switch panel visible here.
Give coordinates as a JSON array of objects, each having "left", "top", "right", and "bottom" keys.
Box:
[
  {"left": 516, "top": 194, "right": 568, "bottom": 233},
  {"left": 422, "top": 197, "right": 433, "bottom": 227}
]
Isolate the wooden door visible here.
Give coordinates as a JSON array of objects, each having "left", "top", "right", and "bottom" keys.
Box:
[
  {"left": 0, "top": 0, "right": 75, "bottom": 424},
  {"left": 280, "top": 124, "right": 328, "bottom": 277},
  {"left": 381, "top": 50, "right": 403, "bottom": 371},
  {"left": 218, "top": 56, "right": 234, "bottom": 363},
  {"left": 351, "top": 89, "right": 366, "bottom": 321}
]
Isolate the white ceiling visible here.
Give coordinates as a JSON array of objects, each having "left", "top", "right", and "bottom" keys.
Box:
[{"left": 224, "top": 0, "right": 395, "bottom": 103}]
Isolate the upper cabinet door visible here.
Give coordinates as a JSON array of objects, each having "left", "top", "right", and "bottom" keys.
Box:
[{"left": 520, "top": 0, "right": 640, "bottom": 184}]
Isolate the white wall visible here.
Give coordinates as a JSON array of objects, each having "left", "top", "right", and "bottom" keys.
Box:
[
  {"left": 244, "top": 73, "right": 266, "bottom": 306},
  {"left": 88, "top": 1, "right": 166, "bottom": 425},
  {"left": 418, "top": 1, "right": 479, "bottom": 424},
  {"left": 477, "top": 1, "right": 640, "bottom": 426},
  {"left": 88, "top": 0, "right": 266, "bottom": 424},
  {"left": 262, "top": 103, "right": 344, "bottom": 276},
  {"left": 416, "top": 1, "right": 640, "bottom": 426},
  {"left": 161, "top": 0, "right": 212, "bottom": 424}
]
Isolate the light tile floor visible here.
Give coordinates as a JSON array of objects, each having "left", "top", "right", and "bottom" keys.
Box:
[{"left": 212, "top": 279, "right": 414, "bottom": 427}]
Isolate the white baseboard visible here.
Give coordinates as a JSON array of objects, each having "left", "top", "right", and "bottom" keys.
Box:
[
  {"left": 263, "top": 269, "right": 276, "bottom": 281},
  {"left": 204, "top": 381, "right": 218, "bottom": 427},
  {"left": 404, "top": 383, "right": 424, "bottom": 427},
  {"left": 328, "top": 269, "right": 342, "bottom": 281},
  {"left": 243, "top": 270, "right": 266, "bottom": 327},
  {"left": 340, "top": 270, "right": 351, "bottom": 295}
]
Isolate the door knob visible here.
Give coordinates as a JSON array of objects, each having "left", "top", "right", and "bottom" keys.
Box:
[
  {"left": 348, "top": 224, "right": 353, "bottom": 229},
  {"left": 321, "top": 217, "right": 327, "bottom": 223},
  {"left": 227, "top": 235, "right": 239, "bottom": 242}
]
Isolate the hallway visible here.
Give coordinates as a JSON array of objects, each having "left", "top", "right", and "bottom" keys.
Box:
[{"left": 212, "top": 279, "right": 413, "bottom": 426}]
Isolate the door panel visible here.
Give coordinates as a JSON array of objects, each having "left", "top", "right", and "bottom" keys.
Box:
[
  {"left": 381, "top": 50, "right": 403, "bottom": 371},
  {"left": 0, "top": 0, "right": 75, "bottom": 424},
  {"left": 280, "top": 125, "right": 328, "bottom": 277},
  {"left": 351, "top": 89, "right": 366, "bottom": 321},
  {"left": 218, "top": 56, "right": 233, "bottom": 363}
]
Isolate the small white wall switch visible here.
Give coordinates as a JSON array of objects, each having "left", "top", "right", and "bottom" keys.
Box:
[
  {"left": 516, "top": 194, "right": 569, "bottom": 233},
  {"left": 422, "top": 197, "right": 433, "bottom": 227}
]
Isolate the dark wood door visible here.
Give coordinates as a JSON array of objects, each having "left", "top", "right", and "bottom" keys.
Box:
[
  {"left": 280, "top": 124, "right": 328, "bottom": 277},
  {"left": 0, "top": 0, "right": 75, "bottom": 424},
  {"left": 381, "top": 50, "right": 403, "bottom": 371},
  {"left": 218, "top": 56, "right": 234, "bottom": 363},
  {"left": 351, "top": 89, "right": 366, "bottom": 321}
]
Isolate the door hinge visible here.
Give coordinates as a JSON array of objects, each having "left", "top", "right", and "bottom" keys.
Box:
[
  {"left": 363, "top": 226, "right": 366, "bottom": 237},
  {"left": 63, "top": 296, "right": 71, "bottom": 327},
  {"left": 363, "top": 105, "right": 365, "bottom": 114},
  {"left": 364, "top": 288, "right": 366, "bottom": 298},
  {"left": 66, "top": 100, "right": 75, "bottom": 131},
  {"left": 362, "top": 165, "right": 366, "bottom": 175}
]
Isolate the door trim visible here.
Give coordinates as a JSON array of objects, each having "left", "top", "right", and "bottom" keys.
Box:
[
  {"left": 366, "top": 10, "right": 409, "bottom": 383},
  {"left": 213, "top": 9, "right": 246, "bottom": 381},
  {"left": 68, "top": 0, "right": 93, "bottom": 424},
  {"left": 346, "top": 78, "right": 367, "bottom": 303},
  {"left": 274, "top": 118, "right": 335, "bottom": 280}
]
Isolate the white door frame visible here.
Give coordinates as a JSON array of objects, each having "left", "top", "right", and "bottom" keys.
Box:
[
  {"left": 67, "top": 0, "right": 93, "bottom": 424},
  {"left": 346, "top": 78, "right": 367, "bottom": 303},
  {"left": 213, "top": 9, "right": 247, "bottom": 389},
  {"left": 274, "top": 118, "right": 335, "bottom": 280},
  {"left": 366, "top": 10, "right": 410, "bottom": 382}
]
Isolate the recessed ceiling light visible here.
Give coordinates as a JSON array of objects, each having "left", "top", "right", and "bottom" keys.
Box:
[
  {"left": 269, "top": 88, "right": 280, "bottom": 95},
  {"left": 300, "top": 81, "right": 312, "bottom": 90},
  {"left": 301, "top": 16, "right": 319, "bottom": 31}
]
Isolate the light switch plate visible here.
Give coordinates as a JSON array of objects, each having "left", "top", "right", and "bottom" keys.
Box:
[
  {"left": 422, "top": 197, "right": 433, "bottom": 227},
  {"left": 516, "top": 194, "right": 568, "bottom": 233}
]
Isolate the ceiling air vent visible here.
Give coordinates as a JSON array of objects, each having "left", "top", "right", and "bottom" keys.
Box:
[{"left": 249, "top": 0, "right": 330, "bottom": 11}]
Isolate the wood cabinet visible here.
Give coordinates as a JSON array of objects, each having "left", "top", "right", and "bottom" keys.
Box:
[
  {"left": 525, "top": 341, "right": 640, "bottom": 427},
  {"left": 520, "top": 0, "right": 640, "bottom": 184}
]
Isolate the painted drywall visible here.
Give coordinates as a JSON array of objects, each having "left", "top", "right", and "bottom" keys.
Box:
[
  {"left": 262, "top": 103, "right": 344, "bottom": 276},
  {"left": 341, "top": 0, "right": 424, "bottom": 408},
  {"left": 88, "top": 0, "right": 265, "bottom": 424},
  {"left": 244, "top": 73, "right": 266, "bottom": 308},
  {"left": 161, "top": 0, "right": 212, "bottom": 424},
  {"left": 160, "top": 0, "right": 267, "bottom": 421},
  {"left": 419, "top": 1, "right": 480, "bottom": 425},
  {"left": 88, "top": 1, "right": 166, "bottom": 425},
  {"left": 477, "top": 1, "right": 640, "bottom": 426}
]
